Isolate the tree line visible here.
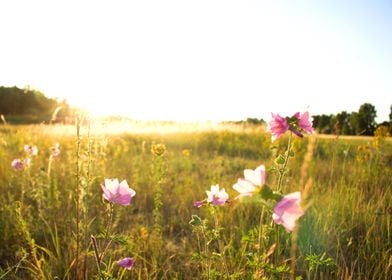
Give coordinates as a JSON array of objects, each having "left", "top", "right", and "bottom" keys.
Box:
[
  {"left": 224, "top": 103, "right": 391, "bottom": 137},
  {"left": 1, "top": 86, "right": 391, "bottom": 136},
  {"left": 0, "top": 86, "right": 72, "bottom": 124},
  {"left": 312, "top": 103, "right": 392, "bottom": 136}
]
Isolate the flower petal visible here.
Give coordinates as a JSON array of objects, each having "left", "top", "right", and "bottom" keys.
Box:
[
  {"left": 273, "top": 192, "right": 304, "bottom": 232},
  {"left": 233, "top": 179, "right": 256, "bottom": 194},
  {"left": 117, "top": 257, "right": 134, "bottom": 270}
]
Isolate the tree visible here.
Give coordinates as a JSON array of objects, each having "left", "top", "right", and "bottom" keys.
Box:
[
  {"left": 356, "top": 103, "right": 377, "bottom": 135},
  {"left": 312, "top": 114, "right": 333, "bottom": 134},
  {"left": 0, "top": 86, "right": 72, "bottom": 124},
  {"left": 349, "top": 112, "right": 359, "bottom": 135},
  {"left": 245, "top": 118, "right": 265, "bottom": 125},
  {"left": 335, "top": 111, "right": 354, "bottom": 135}
]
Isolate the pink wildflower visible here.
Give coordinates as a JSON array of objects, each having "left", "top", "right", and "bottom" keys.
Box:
[
  {"left": 101, "top": 179, "right": 136, "bottom": 206},
  {"left": 117, "top": 257, "right": 134, "bottom": 270},
  {"left": 272, "top": 192, "right": 304, "bottom": 232},
  {"left": 268, "top": 113, "right": 289, "bottom": 141},
  {"left": 206, "top": 184, "right": 229, "bottom": 206},
  {"left": 24, "top": 145, "right": 38, "bottom": 156},
  {"left": 194, "top": 200, "right": 205, "bottom": 208},
  {"left": 296, "top": 111, "right": 314, "bottom": 134},
  {"left": 51, "top": 143, "right": 60, "bottom": 157},
  {"left": 24, "top": 158, "right": 31, "bottom": 167},
  {"left": 11, "top": 159, "right": 24, "bottom": 171},
  {"left": 289, "top": 111, "right": 314, "bottom": 137},
  {"left": 233, "top": 165, "right": 266, "bottom": 198}
]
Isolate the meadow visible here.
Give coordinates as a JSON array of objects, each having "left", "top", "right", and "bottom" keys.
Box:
[{"left": 0, "top": 121, "right": 391, "bottom": 280}]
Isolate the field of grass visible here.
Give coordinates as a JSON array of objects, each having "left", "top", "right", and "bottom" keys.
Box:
[{"left": 0, "top": 122, "right": 391, "bottom": 279}]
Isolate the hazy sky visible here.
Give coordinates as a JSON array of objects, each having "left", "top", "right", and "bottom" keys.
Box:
[{"left": 1, "top": 0, "right": 391, "bottom": 122}]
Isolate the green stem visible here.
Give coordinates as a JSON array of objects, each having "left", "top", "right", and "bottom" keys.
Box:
[
  {"left": 100, "top": 204, "right": 114, "bottom": 261},
  {"left": 47, "top": 155, "right": 53, "bottom": 177},
  {"left": 289, "top": 226, "right": 299, "bottom": 280},
  {"left": 75, "top": 117, "right": 81, "bottom": 277},
  {"left": 21, "top": 169, "right": 26, "bottom": 205},
  {"left": 83, "top": 123, "right": 93, "bottom": 278},
  {"left": 258, "top": 206, "right": 265, "bottom": 251},
  {"left": 91, "top": 235, "right": 104, "bottom": 280},
  {"left": 201, "top": 226, "right": 210, "bottom": 280},
  {"left": 153, "top": 155, "right": 165, "bottom": 237},
  {"left": 277, "top": 132, "right": 293, "bottom": 192},
  {"left": 16, "top": 202, "right": 45, "bottom": 279},
  {"left": 212, "top": 207, "right": 230, "bottom": 279}
]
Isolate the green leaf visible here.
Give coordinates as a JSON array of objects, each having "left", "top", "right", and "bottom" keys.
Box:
[
  {"left": 189, "top": 215, "right": 203, "bottom": 227},
  {"left": 260, "top": 185, "right": 274, "bottom": 200},
  {"left": 275, "top": 154, "right": 285, "bottom": 165},
  {"left": 268, "top": 166, "right": 277, "bottom": 172},
  {"left": 259, "top": 185, "right": 283, "bottom": 202}
]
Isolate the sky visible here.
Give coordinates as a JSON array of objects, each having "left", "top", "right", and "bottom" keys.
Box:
[{"left": 1, "top": 0, "right": 391, "bottom": 122}]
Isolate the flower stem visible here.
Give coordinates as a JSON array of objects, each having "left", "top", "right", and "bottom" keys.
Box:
[
  {"left": 289, "top": 225, "right": 299, "bottom": 280},
  {"left": 258, "top": 206, "right": 265, "bottom": 251},
  {"left": 91, "top": 235, "right": 104, "bottom": 280},
  {"left": 200, "top": 225, "right": 210, "bottom": 279},
  {"left": 212, "top": 207, "right": 230, "bottom": 279},
  {"left": 47, "top": 155, "right": 53, "bottom": 177},
  {"left": 277, "top": 131, "right": 293, "bottom": 192},
  {"left": 100, "top": 203, "right": 114, "bottom": 261}
]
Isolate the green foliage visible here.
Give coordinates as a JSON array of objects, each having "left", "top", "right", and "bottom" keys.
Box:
[
  {"left": 312, "top": 114, "right": 334, "bottom": 134},
  {"left": 0, "top": 86, "right": 72, "bottom": 124},
  {"left": 223, "top": 117, "right": 265, "bottom": 126},
  {"left": 305, "top": 252, "right": 336, "bottom": 273},
  {"left": 189, "top": 208, "right": 229, "bottom": 279},
  {"left": 312, "top": 102, "right": 386, "bottom": 136},
  {"left": 336, "top": 111, "right": 355, "bottom": 135},
  {"left": 356, "top": 103, "right": 377, "bottom": 135}
]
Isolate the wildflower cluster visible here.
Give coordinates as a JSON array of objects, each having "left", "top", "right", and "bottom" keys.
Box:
[
  {"left": 191, "top": 111, "right": 313, "bottom": 277},
  {"left": 11, "top": 144, "right": 38, "bottom": 171},
  {"left": 233, "top": 164, "right": 304, "bottom": 231},
  {"left": 11, "top": 143, "right": 61, "bottom": 172},
  {"left": 194, "top": 111, "right": 312, "bottom": 232},
  {"left": 195, "top": 165, "right": 304, "bottom": 232},
  {"left": 94, "top": 178, "right": 137, "bottom": 272}
]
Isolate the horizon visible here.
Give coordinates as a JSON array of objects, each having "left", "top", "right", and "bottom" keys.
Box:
[{"left": 1, "top": 0, "right": 391, "bottom": 123}]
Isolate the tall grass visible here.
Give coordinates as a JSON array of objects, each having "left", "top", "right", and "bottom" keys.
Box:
[{"left": 0, "top": 124, "right": 391, "bottom": 279}]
